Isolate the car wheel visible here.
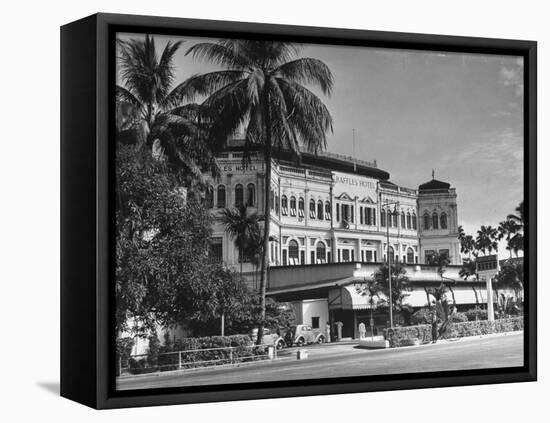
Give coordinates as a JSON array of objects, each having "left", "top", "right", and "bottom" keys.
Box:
[
  {"left": 297, "top": 338, "right": 304, "bottom": 347},
  {"left": 277, "top": 340, "right": 284, "bottom": 350},
  {"left": 317, "top": 336, "right": 325, "bottom": 344}
]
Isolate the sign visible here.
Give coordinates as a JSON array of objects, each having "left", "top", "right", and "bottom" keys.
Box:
[
  {"left": 333, "top": 171, "right": 377, "bottom": 201},
  {"left": 476, "top": 254, "right": 498, "bottom": 273}
]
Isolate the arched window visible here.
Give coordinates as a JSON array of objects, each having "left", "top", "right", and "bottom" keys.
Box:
[
  {"left": 401, "top": 212, "right": 406, "bottom": 228},
  {"left": 298, "top": 197, "right": 305, "bottom": 217},
  {"left": 387, "top": 246, "right": 395, "bottom": 263},
  {"left": 246, "top": 183, "right": 255, "bottom": 207},
  {"left": 309, "top": 199, "right": 316, "bottom": 219},
  {"left": 412, "top": 213, "right": 417, "bottom": 230},
  {"left": 381, "top": 209, "right": 386, "bottom": 227},
  {"left": 392, "top": 211, "right": 398, "bottom": 227},
  {"left": 290, "top": 196, "right": 297, "bottom": 216},
  {"left": 423, "top": 212, "right": 430, "bottom": 230},
  {"left": 432, "top": 212, "right": 439, "bottom": 229},
  {"left": 407, "top": 247, "right": 414, "bottom": 264},
  {"left": 325, "top": 201, "right": 331, "bottom": 219},
  {"left": 288, "top": 240, "right": 299, "bottom": 264},
  {"left": 316, "top": 242, "right": 326, "bottom": 263},
  {"left": 217, "top": 185, "right": 226, "bottom": 208},
  {"left": 440, "top": 212, "right": 448, "bottom": 229},
  {"left": 205, "top": 186, "right": 213, "bottom": 208},
  {"left": 235, "top": 184, "right": 243, "bottom": 207},
  {"left": 406, "top": 212, "right": 411, "bottom": 229},
  {"left": 317, "top": 201, "right": 323, "bottom": 220},
  {"left": 281, "top": 195, "right": 288, "bottom": 215}
]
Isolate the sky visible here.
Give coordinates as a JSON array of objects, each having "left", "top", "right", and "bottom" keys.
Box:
[{"left": 118, "top": 33, "right": 524, "bottom": 256}]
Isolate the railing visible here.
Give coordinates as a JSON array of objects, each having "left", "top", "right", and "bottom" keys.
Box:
[
  {"left": 303, "top": 148, "right": 378, "bottom": 169},
  {"left": 119, "top": 344, "right": 277, "bottom": 376},
  {"left": 279, "top": 165, "right": 306, "bottom": 176}
]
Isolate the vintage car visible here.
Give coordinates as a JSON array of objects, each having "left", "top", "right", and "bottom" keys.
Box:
[
  {"left": 284, "top": 324, "right": 325, "bottom": 346},
  {"left": 250, "top": 328, "right": 286, "bottom": 350}
]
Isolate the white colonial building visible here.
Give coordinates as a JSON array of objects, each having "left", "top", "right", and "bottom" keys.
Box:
[{"left": 204, "top": 145, "right": 461, "bottom": 275}]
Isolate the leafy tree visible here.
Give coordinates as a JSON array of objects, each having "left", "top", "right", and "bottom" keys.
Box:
[
  {"left": 498, "top": 218, "right": 521, "bottom": 258},
  {"left": 495, "top": 259, "right": 524, "bottom": 303},
  {"left": 116, "top": 35, "right": 219, "bottom": 184},
  {"left": 181, "top": 40, "right": 334, "bottom": 343},
  {"left": 427, "top": 251, "right": 457, "bottom": 307},
  {"left": 372, "top": 262, "right": 412, "bottom": 326},
  {"left": 116, "top": 145, "right": 247, "bottom": 337}
]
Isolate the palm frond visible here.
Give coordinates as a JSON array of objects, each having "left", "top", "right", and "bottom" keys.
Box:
[
  {"left": 186, "top": 42, "right": 253, "bottom": 69},
  {"left": 275, "top": 58, "right": 334, "bottom": 95}
]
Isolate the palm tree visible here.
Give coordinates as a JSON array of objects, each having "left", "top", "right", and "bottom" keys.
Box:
[
  {"left": 373, "top": 262, "right": 412, "bottom": 326},
  {"left": 220, "top": 204, "right": 263, "bottom": 275},
  {"left": 116, "top": 35, "right": 220, "bottom": 183},
  {"left": 356, "top": 279, "right": 386, "bottom": 338},
  {"left": 498, "top": 219, "right": 521, "bottom": 258},
  {"left": 475, "top": 225, "right": 499, "bottom": 255},
  {"left": 181, "top": 40, "right": 334, "bottom": 343},
  {"left": 427, "top": 251, "right": 457, "bottom": 307},
  {"left": 506, "top": 201, "right": 524, "bottom": 257}
]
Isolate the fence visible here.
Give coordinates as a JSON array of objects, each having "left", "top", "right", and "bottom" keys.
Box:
[{"left": 120, "top": 344, "right": 277, "bottom": 376}]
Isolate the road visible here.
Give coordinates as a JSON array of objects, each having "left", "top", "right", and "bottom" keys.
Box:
[{"left": 117, "top": 332, "right": 523, "bottom": 391}]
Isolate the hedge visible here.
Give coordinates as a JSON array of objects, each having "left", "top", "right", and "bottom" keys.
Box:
[
  {"left": 128, "top": 335, "right": 267, "bottom": 374},
  {"left": 383, "top": 317, "right": 523, "bottom": 348},
  {"left": 411, "top": 308, "right": 468, "bottom": 325}
]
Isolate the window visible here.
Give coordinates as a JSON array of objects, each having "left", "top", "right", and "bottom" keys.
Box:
[
  {"left": 439, "top": 249, "right": 449, "bottom": 259},
  {"left": 342, "top": 204, "right": 350, "bottom": 224},
  {"left": 217, "top": 185, "right": 226, "bottom": 208},
  {"left": 392, "top": 211, "right": 398, "bottom": 227},
  {"left": 246, "top": 183, "right": 255, "bottom": 206},
  {"left": 366, "top": 250, "right": 373, "bottom": 262},
  {"left": 205, "top": 186, "right": 213, "bottom": 208},
  {"left": 432, "top": 212, "right": 439, "bottom": 229},
  {"left": 401, "top": 212, "right": 406, "bottom": 228},
  {"left": 366, "top": 207, "right": 372, "bottom": 225},
  {"left": 298, "top": 197, "right": 305, "bottom": 217},
  {"left": 336, "top": 204, "right": 340, "bottom": 221},
  {"left": 309, "top": 199, "right": 316, "bottom": 218},
  {"left": 317, "top": 201, "right": 323, "bottom": 220},
  {"left": 387, "top": 210, "right": 393, "bottom": 227},
  {"left": 275, "top": 194, "right": 280, "bottom": 214},
  {"left": 381, "top": 209, "right": 386, "bottom": 227},
  {"left": 288, "top": 240, "right": 299, "bottom": 264},
  {"left": 310, "top": 251, "right": 315, "bottom": 264},
  {"left": 311, "top": 317, "right": 320, "bottom": 329},
  {"left": 282, "top": 249, "right": 288, "bottom": 266},
  {"left": 425, "top": 250, "right": 435, "bottom": 264},
  {"left": 281, "top": 195, "right": 288, "bottom": 215},
  {"left": 209, "top": 237, "right": 223, "bottom": 263},
  {"left": 342, "top": 249, "right": 350, "bottom": 262},
  {"left": 407, "top": 247, "right": 414, "bottom": 264},
  {"left": 270, "top": 190, "right": 275, "bottom": 211},
  {"left": 406, "top": 212, "right": 411, "bottom": 229},
  {"left": 300, "top": 250, "right": 305, "bottom": 265},
  {"left": 360, "top": 207, "right": 364, "bottom": 224},
  {"left": 440, "top": 212, "right": 448, "bottom": 229},
  {"left": 316, "top": 242, "right": 326, "bottom": 263},
  {"left": 387, "top": 246, "right": 395, "bottom": 263},
  {"left": 351, "top": 206, "right": 354, "bottom": 223},
  {"left": 372, "top": 208, "right": 376, "bottom": 226},
  {"left": 235, "top": 184, "right": 243, "bottom": 207},
  {"left": 325, "top": 201, "right": 331, "bottom": 220},
  {"left": 423, "top": 212, "right": 430, "bottom": 230},
  {"left": 290, "top": 196, "right": 297, "bottom": 216},
  {"left": 412, "top": 213, "right": 417, "bottom": 229}
]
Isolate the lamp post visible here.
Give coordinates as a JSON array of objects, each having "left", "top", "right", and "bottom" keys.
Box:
[{"left": 384, "top": 200, "right": 400, "bottom": 329}]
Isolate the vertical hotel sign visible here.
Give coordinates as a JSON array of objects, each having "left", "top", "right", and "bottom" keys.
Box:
[{"left": 332, "top": 171, "right": 378, "bottom": 201}]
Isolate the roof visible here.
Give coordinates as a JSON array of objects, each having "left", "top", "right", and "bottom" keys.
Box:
[{"left": 418, "top": 178, "right": 451, "bottom": 192}]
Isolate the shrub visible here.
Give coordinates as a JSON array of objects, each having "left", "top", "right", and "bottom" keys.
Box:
[
  {"left": 449, "top": 312, "right": 468, "bottom": 323},
  {"left": 383, "top": 317, "right": 523, "bottom": 348},
  {"left": 465, "top": 308, "right": 488, "bottom": 321},
  {"left": 116, "top": 337, "right": 134, "bottom": 376},
  {"left": 410, "top": 308, "right": 432, "bottom": 325}
]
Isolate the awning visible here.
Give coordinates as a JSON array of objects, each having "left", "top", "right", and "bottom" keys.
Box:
[{"left": 329, "top": 285, "right": 382, "bottom": 310}]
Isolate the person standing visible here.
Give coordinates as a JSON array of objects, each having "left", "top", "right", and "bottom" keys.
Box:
[
  {"left": 358, "top": 321, "right": 366, "bottom": 339},
  {"left": 325, "top": 321, "right": 331, "bottom": 343},
  {"left": 431, "top": 312, "right": 438, "bottom": 344}
]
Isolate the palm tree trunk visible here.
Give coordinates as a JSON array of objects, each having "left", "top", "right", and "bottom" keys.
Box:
[{"left": 257, "top": 98, "right": 272, "bottom": 346}]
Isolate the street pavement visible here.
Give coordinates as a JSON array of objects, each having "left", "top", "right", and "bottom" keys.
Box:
[{"left": 117, "top": 332, "right": 523, "bottom": 391}]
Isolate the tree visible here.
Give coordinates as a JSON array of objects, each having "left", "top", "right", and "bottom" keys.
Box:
[
  {"left": 372, "top": 262, "right": 412, "bottom": 326},
  {"left": 115, "top": 145, "right": 250, "bottom": 337},
  {"left": 427, "top": 251, "right": 457, "bottom": 307},
  {"left": 498, "top": 218, "right": 521, "bottom": 258},
  {"left": 181, "top": 40, "right": 334, "bottom": 343},
  {"left": 506, "top": 201, "right": 525, "bottom": 257},
  {"left": 356, "top": 279, "right": 386, "bottom": 337},
  {"left": 116, "top": 35, "right": 220, "bottom": 184},
  {"left": 495, "top": 259, "right": 524, "bottom": 303},
  {"left": 220, "top": 204, "right": 263, "bottom": 274},
  {"left": 475, "top": 225, "right": 499, "bottom": 255}
]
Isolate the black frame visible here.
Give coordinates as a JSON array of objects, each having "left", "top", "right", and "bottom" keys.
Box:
[{"left": 61, "top": 12, "right": 537, "bottom": 409}]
